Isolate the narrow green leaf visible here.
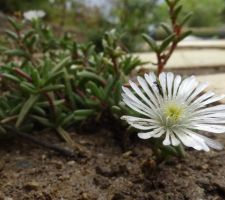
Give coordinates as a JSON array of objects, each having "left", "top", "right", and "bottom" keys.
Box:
[
  {"left": 73, "top": 93, "right": 85, "bottom": 106},
  {"left": 56, "top": 126, "right": 74, "bottom": 146},
  {"left": 63, "top": 68, "right": 76, "bottom": 108},
  {"left": 111, "top": 106, "right": 122, "bottom": 115},
  {"left": 177, "top": 30, "right": 192, "bottom": 42},
  {"left": 51, "top": 56, "right": 70, "bottom": 74},
  {"left": 77, "top": 71, "right": 105, "bottom": 85},
  {"left": 159, "top": 33, "right": 175, "bottom": 53},
  {"left": 74, "top": 115, "right": 88, "bottom": 121},
  {"left": 86, "top": 81, "right": 102, "bottom": 99},
  {"left": 36, "top": 100, "right": 65, "bottom": 107},
  {"left": 10, "top": 103, "right": 23, "bottom": 115},
  {"left": 104, "top": 75, "right": 117, "bottom": 101},
  {"left": 5, "top": 30, "right": 18, "bottom": 40},
  {"left": 33, "top": 106, "right": 46, "bottom": 116},
  {"left": 61, "top": 113, "right": 74, "bottom": 126},
  {"left": 31, "top": 115, "right": 53, "bottom": 127},
  {"left": 160, "top": 23, "right": 172, "bottom": 35},
  {"left": 74, "top": 109, "right": 95, "bottom": 117},
  {"left": 7, "top": 17, "right": 22, "bottom": 30},
  {"left": 2, "top": 73, "right": 20, "bottom": 82},
  {"left": 142, "top": 34, "right": 158, "bottom": 52},
  {"left": 173, "top": 5, "right": 183, "bottom": 20},
  {"left": 23, "top": 30, "right": 35, "bottom": 42},
  {"left": 85, "top": 99, "right": 99, "bottom": 107},
  {"left": 4, "top": 49, "right": 29, "bottom": 58},
  {"left": 44, "top": 71, "right": 63, "bottom": 85},
  {"left": 39, "top": 84, "right": 65, "bottom": 93},
  {"left": 30, "top": 68, "right": 40, "bottom": 86},
  {"left": 161, "top": 145, "right": 178, "bottom": 157},
  {"left": 180, "top": 12, "right": 192, "bottom": 27},
  {"left": 20, "top": 82, "right": 36, "bottom": 94},
  {"left": 0, "top": 45, "right": 8, "bottom": 52},
  {"left": 16, "top": 94, "right": 39, "bottom": 127}
]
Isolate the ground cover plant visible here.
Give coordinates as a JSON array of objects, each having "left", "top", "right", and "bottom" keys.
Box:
[
  {"left": 2, "top": 1, "right": 225, "bottom": 199},
  {"left": 0, "top": 0, "right": 207, "bottom": 159},
  {"left": 0, "top": 0, "right": 221, "bottom": 161}
]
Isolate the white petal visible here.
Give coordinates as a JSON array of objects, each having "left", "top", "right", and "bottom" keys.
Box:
[
  {"left": 192, "top": 124, "right": 225, "bottom": 133},
  {"left": 182, "top": 129, "right": 210, "bottom": 151},
  {"left": 137, "top": 76, "right": 160, "bottom": 107},
  {"left": 199, "top": 136, "right": 223, "bottom": 150},
  {"left": 194, "top": 105, "right": 225, "bottom": 115},
  {"left": 187, "top": 131, "right": 223, "bottom": 150},
  {"left": 173, "top": 75, "right": 182, "bottom": 97},
  {"left": 166, "top": 72, "right": 174, "bottom": 100},
  {"left": 191, "top": 91, "right": 215, "bottom": 105},
  {"left": 138, "top": 128, "right": 162, "bottom": 139},
  {"left": 153, "top": 129, "right": 165, "bottom": 138},
  {"left": 177, "top": 76, "right": 195, "bottom": 98},
  {"left": 127, "top": 123, "right": 158, "bottom": 130},
  {"left": 122, "top": 92, "right": 153, "bottom": 115},
  {"left": 133, "top": 80, "right": 154, "bottom": 109},
  {"left": 191, "top": 117, "right": 225, "bottom": 124},
  {"left": 159, "top": 72, "right": 167, "bottom": 97},
  {"left": 171, "top": 131, "right": 180, "bottom": 146},
  {"left": 173, "top": 129, "right": 203, "bottom": 150},
  {"left": 186, "top": 82, "right": 209, "bottom": 103},
  {"left": 199, "top": 95, "right": 225, "bottom": 107},
  {"left": 122, "top": 115, "right": 159, "bottom": 130},
  {"left": 163, "top": 130, "right": 171, "bottom": 145},
  {"left": 144, "top": 73, "right": 163, "bottom": 102},
  {"left": 183, "top": 78, "right": 199, "bottom": 100},
  {"left": 121, "top": 115, "right": 158, "bottom": 124},
  {"left": 122, "top": 86, "right": 145, "bottom": 106},
  {"left": 122, "top": 95, "right": 152, "bottom": 117}
]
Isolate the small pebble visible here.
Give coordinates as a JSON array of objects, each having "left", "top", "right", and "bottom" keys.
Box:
[
  {"left": 122, "top": 151, "right": 133, "bottom": 158},
  {"left": 51, "top": 160, "right": 63, "bottom": 169},
  {"left": 23, "top": 181, "right": 40, "bottom": 191},
  {"left": 67, "top": 160, "right": 75, "bottom": 166},
  {"left": 58, "top": 175, "right": 70, "bottom": 181}
]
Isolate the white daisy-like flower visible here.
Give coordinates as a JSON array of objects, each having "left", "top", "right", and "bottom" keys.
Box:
[
  {"left": 23, "top": 10, "right": 46, "bottom": 21},
  {"left": 121, "top": 72, "right": 225, "bottom": 151}
]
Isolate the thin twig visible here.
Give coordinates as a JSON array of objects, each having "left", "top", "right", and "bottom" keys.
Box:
[
  {"left": 6, "top": 126, "right": 81, "bottom": 159},
  {"left": 20, "top": 132, "right": 76, "bottom": 158}
]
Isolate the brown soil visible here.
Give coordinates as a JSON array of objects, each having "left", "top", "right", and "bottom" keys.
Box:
[{"left": 0, "top": 128, "right": 225, "bottom": 200}]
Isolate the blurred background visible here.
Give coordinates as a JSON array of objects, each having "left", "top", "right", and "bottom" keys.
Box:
[{"left": 0, "top": 0, "right": 225, "bottom": 51}]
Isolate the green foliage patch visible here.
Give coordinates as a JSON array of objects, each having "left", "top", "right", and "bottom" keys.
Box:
[{"left": 0, "top": 17, "right": 143, "bottom": 144}]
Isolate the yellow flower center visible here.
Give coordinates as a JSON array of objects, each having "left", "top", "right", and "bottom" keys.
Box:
[{"left": 164, "top": 103, "right": 183, "bottom": 122}]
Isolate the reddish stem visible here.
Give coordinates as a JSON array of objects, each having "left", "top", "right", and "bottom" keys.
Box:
[
  {"left": 13, "top": 68, "right": 32, "bottom": 82},
  {"left": 156, "top": 2, "right": 181, "bottom": 76}
]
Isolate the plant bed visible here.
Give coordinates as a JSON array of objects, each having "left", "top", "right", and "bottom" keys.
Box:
[
  {"left": 0, "top": 129, "right": 225, "bottom": 200},
  {"left": 1, "top": 2, "right": 225, "bottom": 200}
]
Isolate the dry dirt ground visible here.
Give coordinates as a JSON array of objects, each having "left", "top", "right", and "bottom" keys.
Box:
[{"left": 0, "top": 128, "right": 225, "bottom": 200}]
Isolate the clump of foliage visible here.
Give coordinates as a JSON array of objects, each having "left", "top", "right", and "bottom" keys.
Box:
[
  {"left": 0, "top": 0, "right": 192, "bottom": 160},
  {"left": 143, "top": 0, "right": 192, "bottom": 75},
  {"left": 0, "top": 16, "right": 142, "bottom": 146}
]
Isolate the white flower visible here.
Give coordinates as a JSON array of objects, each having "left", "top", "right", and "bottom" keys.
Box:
[
  {"left": 23, "top": 10, "right": 46, "bottom": 21},
  {"left": 121, "top": 72, "right": 225, "bottom": 151}
]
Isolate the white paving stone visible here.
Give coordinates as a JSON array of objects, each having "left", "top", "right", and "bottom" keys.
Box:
[
  {"left": 197, "top": 74, "right": 225, "bottom": 99},
  {"left": 178, "top": 39, "right": 225, "bottom": 49},
  {"left": 134, "top": 49, "right": 225, "bottom": 69},
  {"left": 197, "top": 74, "right": 225, "bottom": 103}
]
